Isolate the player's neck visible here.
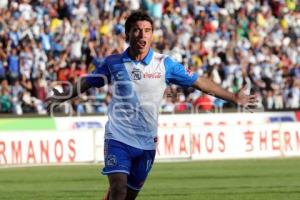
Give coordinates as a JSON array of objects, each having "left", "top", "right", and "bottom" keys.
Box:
[{"left": 128, "top": 47, "right": 149, "bottom": 62}]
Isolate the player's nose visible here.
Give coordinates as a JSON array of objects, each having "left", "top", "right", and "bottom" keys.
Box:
[{"left": 138, "top": 30, "right": 146, "bottom": 38}]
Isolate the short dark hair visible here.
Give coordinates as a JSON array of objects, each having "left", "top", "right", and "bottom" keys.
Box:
[{"left": 125, "top": 10, "right": 153, "bottom": 41}]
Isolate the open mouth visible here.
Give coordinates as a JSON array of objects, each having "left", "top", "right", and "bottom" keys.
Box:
[{"left": 137, "top": 40, "right": 146, "bottom": 48}]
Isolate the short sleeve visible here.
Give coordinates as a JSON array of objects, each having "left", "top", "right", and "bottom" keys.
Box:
[
  {"left": 164, "top": 57, "right": 198, "bottom": 87},
  {"left": 86, "top": 59, "right": 111, "bottom": 87}
]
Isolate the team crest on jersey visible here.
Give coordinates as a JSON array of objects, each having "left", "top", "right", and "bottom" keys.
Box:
[
  {"left": 131, "top": 68, "right": 142, "bottom": 80},
  {"left": 106, "top": 154, "right": 117, "bottom": 167},
  {"left": 115, "top": 71, "right": 125, "bottom": 80}
]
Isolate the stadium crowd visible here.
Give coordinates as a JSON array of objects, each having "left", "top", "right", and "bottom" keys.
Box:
[{"left": 0, "top": 0, "right": 299, "bottom": 115}]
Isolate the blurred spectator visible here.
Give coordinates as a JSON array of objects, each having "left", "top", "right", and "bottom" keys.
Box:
[
  {"left": 174, "top": 93, "right": 191, "bottom": 113},
  {"left": 7, "top": 48, "right": 19, "bottom": 83},
  {"left": 0, "top": 79, "right": 12, "bottom": 112},
  {"left": 0, "top": 0, "right": 8, "bottom": 9},
  {"left": 0, "top": 87, "right": 12, "bottom": 112},
  {"left": 11, "top": 80, "right": 24, "bottom": 114},
  {"left": 193, "top": 92, "right": 214, "bottom": 112},
  {"left": 161, "top": 96, "right": 175, "bottom": 113},
  {"left": 0, "top": 44, "right": 6, "bottom": 82}
]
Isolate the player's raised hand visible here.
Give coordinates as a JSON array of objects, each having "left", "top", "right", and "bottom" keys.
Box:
[{"left": 234, "top": 85, "right": 258, "bottom": 112}]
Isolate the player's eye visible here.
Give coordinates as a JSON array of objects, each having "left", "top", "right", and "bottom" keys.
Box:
[{"left": 132, "top": 28, "right": 140, "bottom": 33}]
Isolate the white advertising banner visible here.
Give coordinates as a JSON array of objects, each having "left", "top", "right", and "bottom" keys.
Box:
[
  {"left": 190, "top": 125, "right": 284, "bottom": 160},
  {"left": 278, "top": 123, "right": 300, "bottom": 157},
  {"left": 156, "top": 123, "right": 300, "bottom": 160},
  {"left": 0, "top": 130, "right": 97, "bottom": 165},
  {"left": 54, "top": 116, "right": 107, "bottom": 130},
  {"left": 1, "top": 120, "right": 300, "bottom": 166},
  {"left": 93, "top": 130, "right": 105, "bottom": 162},
  {"left": 155, "top": 127, "right": 191, "bottom": 159}
]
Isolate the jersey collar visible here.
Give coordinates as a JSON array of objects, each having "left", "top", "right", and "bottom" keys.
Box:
[{"left": 122, "top": 48, "right": 154, "bottom": 65}]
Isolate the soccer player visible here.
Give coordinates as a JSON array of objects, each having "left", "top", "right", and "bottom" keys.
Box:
[{"left": 46, "top": 10, "right": 257, "bottom": 200}]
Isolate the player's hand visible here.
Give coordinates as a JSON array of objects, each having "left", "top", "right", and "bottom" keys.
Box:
[
  {"left": 45, "top": 88, "right": 65, "bottom": 115},
  {"left": 234, "top": 85, "right": 258, "bottom": 112}
]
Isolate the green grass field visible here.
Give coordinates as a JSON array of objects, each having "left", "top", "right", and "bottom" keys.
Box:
[{"left": 1, "top": 158, "right": 300, "bottom": 200}]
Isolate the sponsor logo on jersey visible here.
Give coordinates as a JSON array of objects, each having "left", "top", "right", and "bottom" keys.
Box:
[{"left": 143, "top": 72, "right": 162, "bottom": 79}]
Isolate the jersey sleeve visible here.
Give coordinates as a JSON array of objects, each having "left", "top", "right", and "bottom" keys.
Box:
[
  {"left": 164, "top": 56, "right": 198, "bottom": 87},
  {"left": 86, "top": 58, "right": 111, "bottom": 87}
]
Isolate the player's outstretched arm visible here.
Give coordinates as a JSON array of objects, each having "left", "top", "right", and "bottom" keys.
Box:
[
  {"left": 192, "top": 76, "right": 258, "bottom": 109},
  {"left": 45, "top": 77, "right": 92, "bottom": 114}
]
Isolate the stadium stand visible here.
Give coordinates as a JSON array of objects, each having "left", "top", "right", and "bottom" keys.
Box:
[{"left": 0, "top": 0, "right": 299, "bottom": 115}]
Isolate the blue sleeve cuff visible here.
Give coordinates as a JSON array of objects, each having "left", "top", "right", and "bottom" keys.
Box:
[{"left": 165, "top": 56, "right": 199, "bottom": 87}]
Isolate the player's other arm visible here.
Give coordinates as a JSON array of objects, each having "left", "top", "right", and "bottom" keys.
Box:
[
  {"left": 192, "top": 76, "right": 257, "bottom": 107},
  {"left": 46, "top": 60, "right": 111, "bottom": 113},
  {"left": 45, "top": 77, "right": 92, "bottom": 113},
  {"left": 164, "top": 56, "right": 257, "bottom": 108}
]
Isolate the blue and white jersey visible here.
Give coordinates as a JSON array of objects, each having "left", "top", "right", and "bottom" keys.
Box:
[{"left": 86, "top": 48, "right": 198, "bottom": 150}]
